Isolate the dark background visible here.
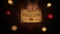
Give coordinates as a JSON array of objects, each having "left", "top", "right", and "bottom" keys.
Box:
[{"left": 0, "top": 0, "right": 59, "bottom": 34}]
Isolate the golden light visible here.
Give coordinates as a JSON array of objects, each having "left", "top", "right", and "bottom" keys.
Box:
[
  {"left": 8, "top": 0, "right": 13, "bottom": 5},
  {"left": 47, "top": 3, "right": 52, "bottom": 7},
  {"left": 42, "top": 27, "right": 47, "bottom": 32},
  {"left": 11, "top": 25, "right": 18, "bottom": 31}
]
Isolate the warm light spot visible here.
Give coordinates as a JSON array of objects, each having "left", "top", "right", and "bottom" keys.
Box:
[
  {"left": 8, "top": 0, "right": 13, "bottom": 5},
  {"left": 47, "top": 3, "right": 52, "bottom": 7},
  {"left": 42, "top": 27, "right": 47, "bottom": 32},
  {"left": 11, "top": 25, "right": 18, "bottom": 31},
  {"left": 6, "top": 10, "right": 11, "bottom": 15},
  {"left": 48, "top": 14, "right": 54, "bottom": 19}
]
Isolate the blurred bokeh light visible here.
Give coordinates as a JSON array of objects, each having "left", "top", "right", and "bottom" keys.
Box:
[
  {"left": 42, "top": 27, "right": 47, "bottom": 32},
  {"left": 47, "top": 3, "right": 52, "bottom": 7},
  {"left": 6, "top": 10, "right": 11, "bottom": 15},
  {"left": 11, "top": 25, "right": 18, "bottom": 31},
  {"left": 8, "top": 0, "right": 13, "bottom": 5},
  {"left": 48, "top": 14, "right": 54, "bottom": 19}
]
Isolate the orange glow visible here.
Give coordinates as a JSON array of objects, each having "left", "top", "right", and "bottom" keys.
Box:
[{"left": 11, "top": 25, "right": 18, "bottom": 31}]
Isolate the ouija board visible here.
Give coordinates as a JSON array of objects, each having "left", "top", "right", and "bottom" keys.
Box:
[
  {"left": 20, "top": 9, "right": 42, "bottom": 23},
  {"left": 20, "top": 3, "right": 42, "bottom": 23}
]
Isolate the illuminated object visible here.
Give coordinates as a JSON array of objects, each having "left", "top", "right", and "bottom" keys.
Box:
[
  {"left": 20, "top": 3, "right": 42, "bottom": 23},
  {"left": 11, "top": 25, "right": 18, "bottom": 31},
  {"left": 8, "top": 0, "right": 13, "bottom": 5},
  {"left": 42, "top": 27, "right": 47, "bottom": 32},
  {"left": 47, "top": 3, "right": 52, "bottom": 7},
  {"left": 6, "top": 10, "right": 11, "bottom": 15},
  {"left": 48, "top": 14, "right": 53, "bottom": 19}
]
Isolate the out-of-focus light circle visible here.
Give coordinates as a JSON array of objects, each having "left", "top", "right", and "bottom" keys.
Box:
[
  {"left": 6, "top": 10, "right": 11, "bottom": 15},
  {"left": 8, "top": 0, "right": 13, "bottom": 5},
  {"left": 42, "top": 27, "right": 47, "bottom": 32},
  {"left": 48, "top": 14, "right": 54, "bottom": 19},
  {"left": 11, "top": 25, "right": 18, "bottom": 31},
  {"left": 47, "top": 3, "right": 52, "bottom": 7}
]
